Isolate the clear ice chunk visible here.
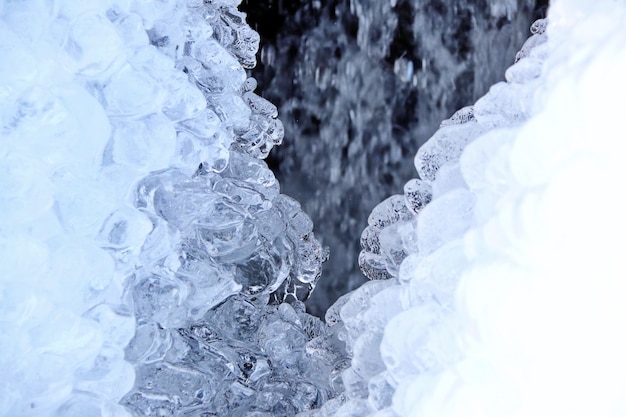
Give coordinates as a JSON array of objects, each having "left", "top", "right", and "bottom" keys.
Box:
[
  {"left": 124, "top": 292, "right": 345, "bottom": 416},
  {"left": 367, "top": 195, "right": 413, "bottom": 230},
  {"left": 403, "top": 179, "right": 432, "bottom": 214},
  {"left": 359, "top": 251, "right": 394, "bottom": 281}
]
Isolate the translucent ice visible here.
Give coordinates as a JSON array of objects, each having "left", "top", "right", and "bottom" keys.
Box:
[
  {"left": 1, "top": 1, "right": 333, "bottom": 416},
  {"left": 7, "top": 1, "right": 626, "bottom": 417},
  {"left": 246, "top": 0, "right": 538, "bottom": 313},
  {"left": 123, "top": 295, "right": 346, "bottom": 416},
  {"left": 319, "top": 4, "right": 626, "bottom": 417}
]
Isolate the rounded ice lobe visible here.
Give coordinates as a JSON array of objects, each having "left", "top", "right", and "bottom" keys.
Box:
[
  {"left": 380, "top": 302, "right": 451, "bottom": 382},
  {"left": 104, "top": 64, "right": 164, "bottom": 117},
  {"left": 358, "top": 195, "right": 414, "bottom": 280},
  {"left": 190, "top": 39, "right": 247, "bottom": 92},
  {"left": 66, "top": 14, "right": 124, "bottom": 76},
  {"left": 403, "top": 179, "right": 432, "bottom": 214},
  {"left": 415, "top": 121, "right": 487, "bottom": 182},
  {"left": 416, "top": 188, "right": 475, "bottom": 256},
  {"left": 109, "top": 112, "right": 177, "bottom": 171}
]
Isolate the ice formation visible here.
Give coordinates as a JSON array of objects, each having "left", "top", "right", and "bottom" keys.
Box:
[
  {"left": 1, "top": 1, "right": 339, "bottom": 416},
  {"left": 3, "top": 0, "right": 626, "bottom": 416},
  {"left": 244, "top": 0, "right": 542, "bottom": 314},
  {"left": 315, "top": 1, "right": 626, "bottom": 416}
]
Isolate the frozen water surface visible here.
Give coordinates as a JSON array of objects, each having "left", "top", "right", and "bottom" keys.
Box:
[{"left": 3, "top": 0, "right": 626, "bottom": 417}]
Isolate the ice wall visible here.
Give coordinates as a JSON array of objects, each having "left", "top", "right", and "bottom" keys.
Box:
[
  {"left": 244, "top": 0, "right": 543, "bottom": 315},
  {"left": 4, "top": 0, "right": 626, "bottom": 416},
  {"left": 314, "top": 1, "right": 626, "bottom": 415},
  {"left": 0, "top": 1, "right": 342, "bottom": 416}
]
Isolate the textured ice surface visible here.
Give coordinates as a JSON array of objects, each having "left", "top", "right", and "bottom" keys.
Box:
[
  {"left": 122, "top": 295, "right": 347, "bottom": 416},
  {"left": 6, "top": 1, "right": 626, "bottom": 417},
  {"left": 317, "top": 1, "right": 626, "bottom": 415},
  {"left": 324, "top": 18, "right": 550, "bottom": 415},
  {"left": 1, "top": 1, "right": 337, "bottom": 416},
  {"left": 244, "top": 0, "right": 540, "bottom": 314}
]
